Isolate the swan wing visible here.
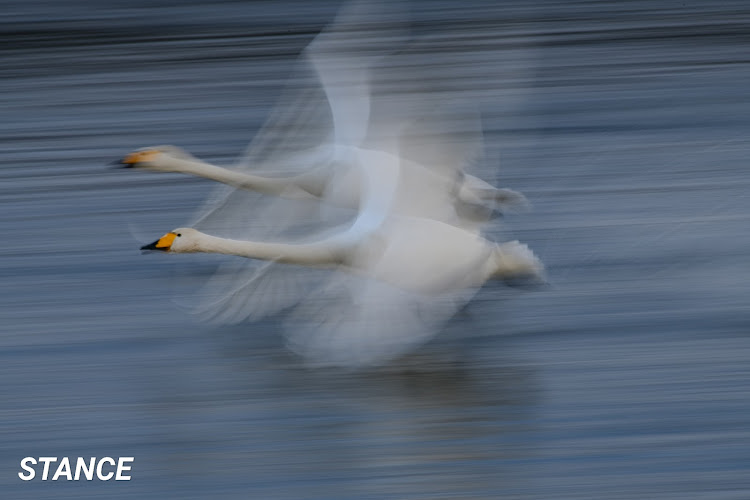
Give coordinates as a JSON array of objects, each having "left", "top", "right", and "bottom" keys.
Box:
[
  {"left": 362, "top": 34, "right": 531, "bottom": 228},
  {"left": 284, "top": 273, "right": 477, "bottom": 367},
  {"left": 229, "top": 0, "right": 408, "bottom": 171},
  {"left": 190, "top": 0, "right": 410, "bottom": 251},
  {"left": 187, "top": 145, "right": 401, "bottom": 322},
  {"left": 305, "top": 0, "right": 408, "bottom": 149},
  {"left": 187, "top": 7, "right": 390, "bottom": 306},
  {"left": 186, "top": 192, "right": 355, "bottom": 321},
  {"left": 187, "top": 141, "right": 402, "bottom": 323},
  {"left": 192, "top": 260, "right": 330, "bottom": 324}
]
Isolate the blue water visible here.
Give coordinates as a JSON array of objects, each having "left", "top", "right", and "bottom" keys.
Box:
[{"left": 1, "top": 1, "right": 749, "bottom": 498}]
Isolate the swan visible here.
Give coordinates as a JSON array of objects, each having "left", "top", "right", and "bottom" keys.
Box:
[
  {"left": 142, "top": 225, "right": 542, "bottom": 368},
  {"left": 142, "top": 226, "right": 541, "bottom": 294},
  {"left": 118, "top": 145, "right": 528, "bottom": 222},
  {"left": 116, "top": 0, "right": 528, "bottom": 220},
  {"left": 118, "top": 145, "right": 529, "bottom": 217}
]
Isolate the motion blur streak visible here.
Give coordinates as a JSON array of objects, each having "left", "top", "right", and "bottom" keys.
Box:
[{"left": 1, "top": 1, "right": 749, "bottom": 499}]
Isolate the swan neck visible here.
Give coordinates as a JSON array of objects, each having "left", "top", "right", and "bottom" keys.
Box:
[
  {"left": 193, "top": 232, "right": 340, "bottom": 267},
  {"left": 163, "top": 157, "right": 300, "bottom": 197}
]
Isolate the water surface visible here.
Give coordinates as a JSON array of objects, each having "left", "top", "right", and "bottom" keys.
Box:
[{"left": 1, "top": 1, "right": 749, "bottom": 498}]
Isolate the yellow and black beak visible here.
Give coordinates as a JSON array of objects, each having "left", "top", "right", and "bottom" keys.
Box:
[
  {"left": 113, "top": 149, "right": 159, "bottom": 169},
  {"left": 112, "top": 157, "right": 134, "bottom": 169},
  {"left": 141, "top": 232, "right": 176, "bottom": 253}
]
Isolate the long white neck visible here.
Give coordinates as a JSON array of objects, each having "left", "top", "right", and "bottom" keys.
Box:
[
  {"left": 190, "top": 231, "right": 343, "bottom": 268},
  {"left": 159, "top": 156, "right": 313, "bottom": 199}
]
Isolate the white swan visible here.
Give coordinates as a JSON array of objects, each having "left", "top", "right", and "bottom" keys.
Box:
[
  {"left": 142, "top": 225, "right": 541, "bottom": 294},
  {"left": 118, "top": 145, "right": 528, "bottom": 218},
  {"left": 116, "top": 0, "right": 528, "bottom": 220}
]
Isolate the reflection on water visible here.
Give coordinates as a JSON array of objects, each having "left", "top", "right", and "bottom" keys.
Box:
[
  {"left": 2, "top": 1, "right": 750, "bottom": 499},
  {"left": 141, "top": 338, "right": 538, "bottom": 497}
]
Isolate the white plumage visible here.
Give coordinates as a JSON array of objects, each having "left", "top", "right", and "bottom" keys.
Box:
[{"left": 129, "top": 1, "right": 543, "bottom": 366}]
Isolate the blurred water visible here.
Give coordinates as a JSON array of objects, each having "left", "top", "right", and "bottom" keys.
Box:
[{"left": 1, "top": 1, "right": 749, "bottom": 498}]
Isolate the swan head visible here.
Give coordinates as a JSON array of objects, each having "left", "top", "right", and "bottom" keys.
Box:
[
  {"left": 116, "top": 145, "right": 196, "bottom": 172},
  {"left": 141, "top": 227, "right": 201, "bottom": 253}
]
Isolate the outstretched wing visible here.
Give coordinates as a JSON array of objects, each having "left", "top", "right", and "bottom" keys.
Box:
[
  {"left": 284, "top": 273, "right": 478, "bottom": 367},
  {"left": 187, "top": 2, "right": 410, "bottom": 320}
]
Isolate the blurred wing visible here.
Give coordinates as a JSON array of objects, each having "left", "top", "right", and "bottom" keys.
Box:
[
  {"left": 182, "top": 2, "right": 411, "bottom": 322},
  {"left": 186, "top": 190, "right": 354, "bottom": 322},
  {"left": 192, "top": 260, "right": 330, "bottom": 324},
  {"left": 364, "top": 32, "right": 534, "bottom": 230},
  {"left": 398, "top": 103, "right": 484, "bottom": 179},
  {"left": 361, "top": 45, "right": 494, "bottom": 229},
  {"left": 367, "top": 105, "right": 486, "bottom": 230},
  {"left": 191, "top": 0, "right": 413, "bottom": 235},
  {"left": 306, "top": 0, "right": 408, "bottom": 148},
  {"left": 284, "top": 273, "right": 477, "bottom": 367},
  {"left": 234, "top": 62, "right": 337, "bottom": 172}
]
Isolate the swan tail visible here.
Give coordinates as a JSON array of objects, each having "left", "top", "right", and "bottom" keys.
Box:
[{"left": 493, "top": 241, "right": 546, "bottom": 285}]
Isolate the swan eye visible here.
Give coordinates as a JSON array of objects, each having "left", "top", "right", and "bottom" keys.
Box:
[{"left": 176, "top": 233, "right": 182, "bottom": 237}]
